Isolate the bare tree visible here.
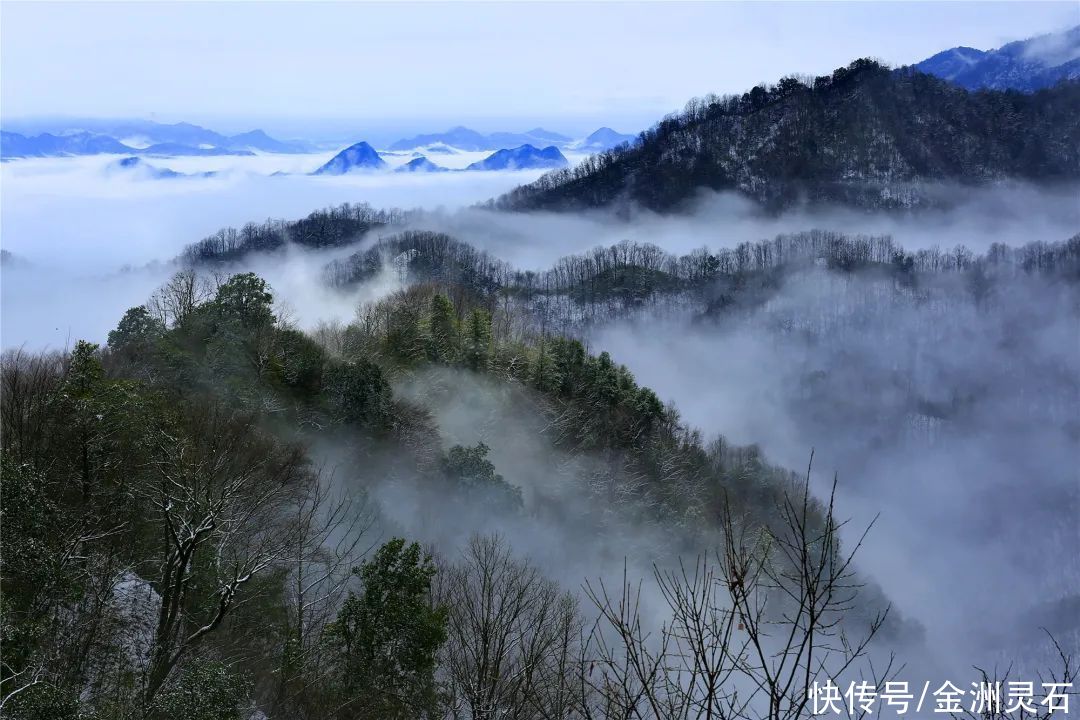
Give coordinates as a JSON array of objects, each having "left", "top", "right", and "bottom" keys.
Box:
[
  {"left": 148, "top": 270, "right": 213, "bottom": 327},
  {"left": 438, "top": 534, "right": 585, "bottom": 720},
  {"left": 581, "top": 455, "right": 894, "bottom": 720},
  {"left": 0, "top": 348, "right": 65, "bottom": 467},
  {"left": 270, "top": 479, "right": 377, "bottom": 715},
  {"left": 952, "top": 635, "right": 1076, "bottom": 720}
]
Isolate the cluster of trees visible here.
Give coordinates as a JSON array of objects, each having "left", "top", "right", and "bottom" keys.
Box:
[
  {"left": 337, "top": 284, "right": 676, "bottom": 475},
  {"left": 324, "top": 231, "right": 513, "bottom": 309},
  {"left": 176, "top": 193, "right": 1080, "bottom": 333},
  {"left": 490, "top": 60, "right": 1080, "bottom": 212},
  {"left": 181, "top": 203, "right": 412, "bottom": 264},
  {"left": 322, "top": 228, "right": 1080, "bottom": 336}
]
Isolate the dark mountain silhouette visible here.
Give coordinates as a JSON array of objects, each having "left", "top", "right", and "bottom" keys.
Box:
[{"left": 493, "top": 59, "right": 1080, "bottom": 213}]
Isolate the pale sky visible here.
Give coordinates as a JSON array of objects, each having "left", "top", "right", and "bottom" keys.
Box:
[{"left": 2, "top": 1, "right": 1077, "bottom": 134}]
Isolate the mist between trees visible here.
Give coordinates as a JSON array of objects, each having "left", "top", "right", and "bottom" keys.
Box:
[{"left": 2, "top": 197, "right": 1078, "bottom": 719}]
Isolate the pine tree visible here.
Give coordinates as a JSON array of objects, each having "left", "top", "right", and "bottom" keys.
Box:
[
  {"left": 463, "top": 308, "right": 492, "bottom": 372},
  {"left": 427, "top": 293, "right": 460, "bottom": 364}
]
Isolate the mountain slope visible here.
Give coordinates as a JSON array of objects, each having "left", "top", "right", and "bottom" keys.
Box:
[
  {"left": 395, "top": 156, "right": 448, "bottom": 173},
  {"left": 227, "top": 129, "right": 309, "bottom": 153},
  {"left": 110, "top": 120, "right": 232, "bottom": 147},
  {"left": 915, "top": 25, "right": 1080, "bottom": 91},
  {"left": 312, "top": 142, "right": 387, "bottom": 174},
  {"left": 466, "top": 145, "right": 568, "bottom": 171},
  {"left": 913, "top": 47, "right": 987, "bottom": 83},
  {"left": 574, "top": 127, "right": 638, "bottom": 152},
  {"left": 493, "top": 59, "right": 1080, "bottom": 213}
]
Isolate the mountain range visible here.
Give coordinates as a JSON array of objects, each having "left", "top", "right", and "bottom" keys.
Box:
[
  {"left": 312, "top": 142, "right": 569, "bottom": 174},
  {"left": 385, "top": 125, "right": 640, "bottom": 153},
  {"left": 72, "top": 119, "right": 313, "bottom": 153},
  {"left": 1, "top": 121, "right": 630, "bottom": 160},
  {"left": 0, "top": 131, "right": 133, "bottom": 158},
  {"left": 4, "top": 27, "right": 1074, "bottom": 168},
  {"left": 388, "top": 126, "right": 573, "bottom": 152},
  {"left": 493, "top": 58, "right": 1080, "bottom": 213},
  {"left": 914, "top": 25, "right": 1079, "bottom": 91},
  {"left": 0, "top": 120, "right": 311, "bottom": 159}
]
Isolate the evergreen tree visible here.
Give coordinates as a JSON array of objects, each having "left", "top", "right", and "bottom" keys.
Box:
[
  {"left": 107, "top": 305, "right": 165, "bottom": 354},
  {"left": 530, "top": 341, "right": 561, "bottom": 393},
  {"left": 463, "top": 308, "right": 492, "bottom": 372},
  {"left": 212, "top": 273, "right": 275, "bottom": 330},
  {"left": 149, "top": 661, "right": 252, "bottom": 720},
  {"left": 442, "top": 442, "right": 523, "bottom": 512},
  {"left": 328, "top": 539, "right": 447, "bottom": 719},
  {"left": 322, "top": 358, "right": 392, "bottom": 428},
  {"left": 384, "top": 300, "right": 426, "bottom": 365},
  {"left": 427, "top": 293, "right": 460, "bottom": 364}
]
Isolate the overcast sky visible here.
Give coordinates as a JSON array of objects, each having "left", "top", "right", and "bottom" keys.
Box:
[{"left": 2, "top": 1, "right": 1077, "bottom": 135}]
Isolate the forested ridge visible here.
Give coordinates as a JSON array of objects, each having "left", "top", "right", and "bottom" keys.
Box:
[
  {"left": 181, "top": 203, "right": 413, "bottom": 265},
  {"left": 491, "top": 60, "right": 1080, "bottom": 212},
  {"left": 179, "top": 198, "right": 1080, "bottom": 331},
  {"left": 5, "top": 212, "right": 1078, "bottom": 717},
  {"left": 1, "top": 259, "right": 898, "bottom": 718},
  {"left": 324, "top": 227, "right": 1080, "bottom": 333}
]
